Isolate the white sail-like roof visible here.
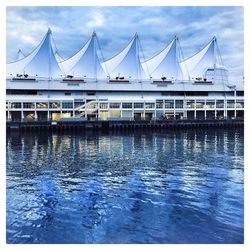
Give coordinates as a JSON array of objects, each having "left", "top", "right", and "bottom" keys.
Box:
[
  {"left": 7, "top": 29, "right": 63, "bottom": 78},
  {"left": 60, "top": 32, "right": 106, "bottom": 79},
  {"left": 102, "top": 34, "right": 148, "bottom": 80},
  {"left": 180, "top": 37, "right": 227, "bottom": 81},
  {"left": 55, "top": 51, "right": 64, "bottom": 63},
  {"left": 16, "top": 49, "right": 25, "bottom": 61},
  {"left": 142, "top": 37, "right": 183, "bottom": 80}
]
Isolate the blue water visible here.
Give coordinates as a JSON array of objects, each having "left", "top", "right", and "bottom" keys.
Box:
[{"left": 6, "top": 129, "right": 244, "bottom": 243}]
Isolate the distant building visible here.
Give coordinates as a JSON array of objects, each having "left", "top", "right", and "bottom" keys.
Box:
[{"left": 6, "top": 29, "right": 244, "bottom": 122}]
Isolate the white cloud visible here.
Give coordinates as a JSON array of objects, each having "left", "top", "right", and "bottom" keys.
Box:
[{"left": 86, "top": 10, "right": 105, "bottom": 29}]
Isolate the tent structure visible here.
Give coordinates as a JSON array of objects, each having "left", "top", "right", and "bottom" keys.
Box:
[
  {"left": 180, "top": 37, "right": 228, "bottom": 83},
  {"left": 142, "top": 36, "right": 183, "bottom": 80},
  {"left": 15, "top": 49, "right": 25, "bottom": 61},
  {"left": 55, "top": 51, "right": 64, "bottom": 63},
  {"left": 6, "top": 28, "right": 63, "bottom": 79},
  {"left": 102, "top": 34, "right": 148, "bottom": 81},
  {"left": 60, "top": 32, "right": 106, "bottom": 79}
]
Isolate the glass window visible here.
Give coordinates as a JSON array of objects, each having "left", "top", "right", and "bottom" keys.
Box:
[
  {"left": 145, "top": 103, "right": 155, "bottom": 109},
  {"left": 109, "top": 103, "right": 121, "bottom": 109},
  {"left": 36, "top": 102, "right": 48, "bottom": 109},
  {"left": 227, "top": 100, "right": 235, "bottom": 109},
  {"left": 62, "top": 102, "right": 73, "bottom": 109},
  {"left": 122, "top": 103, "right": 132, "bottom": 109},
  {"left": 196, "top": 100, "right": 205, "bottom": 109},
  {"left": 75, "top": 102, "right": 85, "bottom": 108},
  {"left": 186, "top": 100, "right": 195, "bottom": 108},
  {"left": 206, "top": 100, "right": 215, "bottom": 108},
  {"left": 216, "top": 100, "right": 224, "bottom": 108},
  {"left": 134, "top": 103, "right": 144, "bottom": 109},
  {"left": 165, "top": 100, "right": 174, "bottom": 109},
  {"left": 236, "top": 101, "right": 244, "bottom": 108},
  {"left": 175, "top": 100, "right": 183, "bottom": 109},
  {"left": 49, "top": 102, "right": 61, "bottom": 109},
  {"left": 100, "top": 103, "right": 108, "bottom": 109},
  {"left": 156, "top": 100, "right": 164, "bottom": 109},
  {"left": 11, "top": 102, "right": 21, "bottom": 109}
]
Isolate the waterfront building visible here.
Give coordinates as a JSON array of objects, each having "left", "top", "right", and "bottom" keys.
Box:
[{"left": 6, "top": 29, "right": 244, "bottom": 122}]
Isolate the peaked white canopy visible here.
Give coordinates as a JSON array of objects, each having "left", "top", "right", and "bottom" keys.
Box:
[
  {"left": 102, "top": 34, "right": 148, "bottom": 80},
  {"left": 16, "top": 49, "right": 25, "bottom": 61},
  {"left": 60, "top": 32, "right": 106, "bottom": 79},
  {"left": 142, "top": 37, "right": 183, "bottom": 80},
  {"left": 7, "top": 29, "right": 63, "bottom": 78},
  {"left": 55, "top": 51, "right": 64, "bottom": 63},
  {"left": 180, "top": 37, "right": 227, "bottom": 82}
]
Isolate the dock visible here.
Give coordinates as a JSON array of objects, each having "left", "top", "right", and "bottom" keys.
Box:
[{"left": 6, "top": 119, "right": 243, "bottom": 133}]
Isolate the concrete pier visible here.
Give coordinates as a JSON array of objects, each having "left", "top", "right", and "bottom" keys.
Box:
[{"left": 6, "top": 119, "right": 243, "bottom": 133}]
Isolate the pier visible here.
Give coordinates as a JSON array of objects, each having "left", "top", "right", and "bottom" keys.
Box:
[{"left": 7, "top": 119, "right": 243, "bottom": 133}]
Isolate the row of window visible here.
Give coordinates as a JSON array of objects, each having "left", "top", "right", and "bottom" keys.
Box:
[
  {"left": 7, "top": 100, "right": 244, "bottom": 110},
  {"left": 7, "top": 102, "right": 74, "bottom": 109},
  {"left": 100, "top": 100, "right": 244, "bottom": 109}
]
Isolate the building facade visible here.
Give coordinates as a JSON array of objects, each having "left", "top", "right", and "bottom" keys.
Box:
[{"left": 6, "top": 29, "right": 244, "bottom": 122}]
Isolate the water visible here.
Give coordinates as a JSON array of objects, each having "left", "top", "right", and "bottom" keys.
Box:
[{"left": 6, "top": 129, "right": 244, "bottom": 244}]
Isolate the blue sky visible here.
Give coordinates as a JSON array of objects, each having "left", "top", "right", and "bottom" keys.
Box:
[{"left": 6, "top": 6, "right": 243, "bottom": 83}]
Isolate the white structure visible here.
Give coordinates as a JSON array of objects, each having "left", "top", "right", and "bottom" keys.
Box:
[
  {"left": 102, "top": 34, "right": 147, "bottom": 81},
  {"left": 60, "top": 32, "right": 106, "bottom": 80},
  {"left": 142, "top": 36, "right": 183, "bottom": 80},
  {"left": 180, "top": 37, "right": 228, "bottom": 83},
  {"left": 6, "top": 29, "right": 244, "bottom": 122},
  {"left": 7, "top": 28, "right": 63, "bottom": 79}
]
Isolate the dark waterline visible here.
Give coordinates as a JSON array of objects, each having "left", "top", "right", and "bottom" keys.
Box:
[{"left": 6, "top": 129, "right": 244, "bottom": 243}]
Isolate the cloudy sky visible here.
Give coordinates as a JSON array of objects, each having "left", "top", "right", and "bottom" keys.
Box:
[{"left": 6, "top": 6, "right": 243, "bottom": 83}]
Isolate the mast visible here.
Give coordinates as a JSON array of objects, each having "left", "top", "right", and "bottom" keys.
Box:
[
  {"left": 93, "top": 31, "right": 97, "bottom": 81},
  {"left": 48, "top": 28, "right": 52, "bottom": 81},
  {"left": 135, "top": 33, "right": 141, "bottom": 83}
]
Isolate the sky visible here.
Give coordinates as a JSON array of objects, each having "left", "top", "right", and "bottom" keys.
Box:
[{"left": 6, "top": 6, "right": 244, "bottom": 83}]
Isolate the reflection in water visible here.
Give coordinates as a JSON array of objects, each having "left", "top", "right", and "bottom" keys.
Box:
[{"left": 6, "top": 129, "right": 244, "bottom": 243}]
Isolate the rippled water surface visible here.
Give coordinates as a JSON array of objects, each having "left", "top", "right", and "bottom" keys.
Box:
[{"left": 6, "top": 129, "right": 244, "bottom": 243}]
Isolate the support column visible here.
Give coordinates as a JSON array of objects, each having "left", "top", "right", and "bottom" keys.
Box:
[
  {"left": 73, "top": 101, "right": 75, "bottom": 118},
  {"left": 7, "top": 102, "right": 11, "bottom": 121},
  {"left": 194, "top": 100, "right": 197, "bottom": 120},
  {"left": 215, "top": 100, "right": 217, "bottom": 119},
  {"left": 204, "top": 99, "right": 207, "bottom": 120},
  {"left": 21, "top": 103, "right": 24, "bottom": 121},
  {"left": 224, "top": 99, "right": 227, "bottom": 119},
  {"left": 174, "top": 99, "right": 176, "bottom": 120}
]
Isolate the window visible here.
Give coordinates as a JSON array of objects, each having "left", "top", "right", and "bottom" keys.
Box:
[
  {"left": 206, "top": 100, "right": 215, "bottom": 108},
  {"left": 216, "top": 100, "right": 224, "bottom": 108},
  {"left": 75, "top": 102, "right": 85, "bottom": 108},
  {"left": 145, "top": 103, "right": 155, "bottom": 109},
  {"left": 36, "top": 103, "right": 48, "bottom": 109},
  {"left": 175, "top": 100, "right": 183, "bottom": 109},
  {"left": 62, "top": 102, "right": 73, "bottom": 109},
  {"left": 227, "top": 100, "right": 235, "bottom": 109},
  {"left": 109, "top": 103, "right": 121, "bottom": 109},
  {"left": 186, "top": 100, "right": 195, "bottom": 109},
  {"left": 134, "top": 103, "right": 144, "bottom": 109},
  {"left": 165, "top": 100, "right": 174, "bottom": 109},
  {"left": 196, "top": 100, "right": 205, "bottom": 109},
  {"left": 65, "top": 92, "right": 71, "bottom": 96},
  {"left": 100, "top": 103, "right": 108, "bottom": 109},
  {"left": 11, "top": 102, "right": 21, "bottom": 109},
  {"left": 236, "top": 101, "right": 244, "bottom": 108},
  {"left": 122, "top": 103, "right": 132, "bottom": 109},
  {"left": 49, "top": 102, "right": 61, "bottom": 108},
  {"left": 156, "top": 100, "right": 164, "bottom": 109}
]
